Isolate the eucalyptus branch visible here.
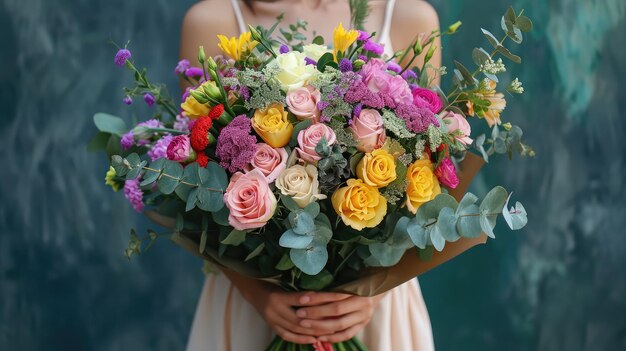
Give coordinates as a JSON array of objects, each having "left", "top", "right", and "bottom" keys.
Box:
[{"left": 142, "top": 166, "right": 224, "bottom": 193}]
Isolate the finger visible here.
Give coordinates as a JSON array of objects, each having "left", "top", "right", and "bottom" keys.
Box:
[
  {"left": 297, "top": 292, "right": 352, "bottom": 306},
  {"left": 300, "top": 311, "right": 366, "bottom": 334},
  {"left": 273, "top": 325, "right": 318, "bottom": 344},
  {"left": 317, "top": 323, "right": 366, "bottom": 344},
  {"left": 269, "top": 306, "right": 319, "bottom": 336},
  {"left": 296, "top": 296, "right": 364, "bottom": 319}
]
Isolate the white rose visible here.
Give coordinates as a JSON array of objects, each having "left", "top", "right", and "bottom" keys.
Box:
[
  {"left": 275, "top": 165, "right": 326, "bottom": 208},
  {"left": 273, "top": 51, "right": 319, "bottom": 92},
  {"left": 303, "top": 44, "right": 331, "bottom": 61}
]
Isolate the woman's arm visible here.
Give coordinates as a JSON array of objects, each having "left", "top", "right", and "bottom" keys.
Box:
[{"left": 392, "top": 0, "right": 442, "bottom": 86}]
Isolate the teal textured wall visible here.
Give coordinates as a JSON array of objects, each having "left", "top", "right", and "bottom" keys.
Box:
[{"left": 1, "top": 0, "right": 625, "bottom": 350}]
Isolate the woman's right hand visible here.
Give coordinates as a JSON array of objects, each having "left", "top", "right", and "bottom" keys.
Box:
[{"left": 222, "top": 269, "right": 318, "bottom": 344}]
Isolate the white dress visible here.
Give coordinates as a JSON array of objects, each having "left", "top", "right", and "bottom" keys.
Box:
[{"left": 186, "top": 1, "right": 435, "bottom": 350}]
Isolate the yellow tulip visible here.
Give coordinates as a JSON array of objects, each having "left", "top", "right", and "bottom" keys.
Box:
[
  {"left": 333, "top": 23, "right": 359, "bottom": 58},
  {"left": 217, "top": 32, "right": 258, "bottom": 61},
  {"left": 252, "top": 103, "right": 293, "bottom": 148},
  {"left": 331, "top": 179, "right": 387, "bottom": 231}
]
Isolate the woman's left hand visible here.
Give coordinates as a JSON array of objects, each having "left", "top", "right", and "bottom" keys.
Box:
[{"left": 294, "top": 292, "right": 386, "bottom": 343}]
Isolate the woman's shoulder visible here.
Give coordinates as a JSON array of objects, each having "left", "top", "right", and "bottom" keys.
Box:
[
  {"left": 180, "top": 0, "right": 241, "bottom": 58},
  {"left": 393, "top": 0, "right": 439, "bottom": 28}
]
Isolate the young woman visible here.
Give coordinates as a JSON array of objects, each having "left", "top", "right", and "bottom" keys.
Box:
[{"left": 179, "top": 1, "right": 441, "bottom": 350}]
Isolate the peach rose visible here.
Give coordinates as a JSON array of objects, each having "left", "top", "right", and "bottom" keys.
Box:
[
  {"left": 244, "top": 143, "right": 288, "bottom": 183},
  {"left": 350, "top": 109, "right": 386, "bottom": 153},
  {"left": 223, "top": 169, "right": 277, "bottom": 231},
  {"left": 296, "top": 123, "right": 337, "bottom": 164},
  {"left": 286, "top": 86, "right": 321, "bottom": 122}
]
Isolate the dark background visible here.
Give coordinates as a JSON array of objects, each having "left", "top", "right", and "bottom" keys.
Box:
[{"left": 1, "top": 0, "right": 625, "bottom": 350}]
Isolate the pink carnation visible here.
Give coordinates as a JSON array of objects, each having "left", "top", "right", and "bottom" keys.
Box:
[
  {"left": 166, "top": 135, "right": 193, "bottom": 162},
  {"left": 434, "top": 157, "right": 459, "bottom": 189}
]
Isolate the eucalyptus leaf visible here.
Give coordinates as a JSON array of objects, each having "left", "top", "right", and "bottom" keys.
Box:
[
  {"left": 472, "top": 47, "right": 491, "bottom": 66},
  {"left": 279, "top": 229, "right": 314, "bottom": 249},
  {"left": 140, "top": 158, "right": 165, "bottom": 186},
  {"left": 275, "top": 254, "right": 295, "bottom": 270},
  {"left": 516, "top": 16, "right": 533, "bottom": 32},
  {"left": 304, "top": 201, "right": 320, "bottom": 218},
  {"left": 290, "top": 239, "right": 328, "bottom": 275},
  {"left": 289, "top": 211, "right": 315, "bottom": 235},
  {"left": 496, "top": 45, "right": 522, "bottom": 64},
  {"left": 479, "top": 186, "right": 508, "bottom": 214},
  {"left": 434, "top": 207, "right": 460, "bottom": 242},
  {"left": 281, "top": 195, "right": 301, "bottom": 212},
  {"left": 503, "top": 194, "right": 528, "bottom": 230},
  {"left": 481, "top": 28, "right": 500, "bottom": 48},
  {"left": 93, "top": 113, "right": 127, "bottom": 135},
  {"left": 221, "top": 229, "right": 247, "bottom": 246},
  {"left": 430, "top": 227, "right": 446, "bottom": 251},
  {"left": 185, "top": 188, "right": 198, "bottom": 212},
  {"left": 480, "top": 211, "right": 496, "bottom": 239},
  {"left": 157, "top": 161, "right": 183, "bottom": 194},
  {"left": 88, "top": 132, "right": 111, "bottom": 152},
  {"left": 212, "top": 206, "right": 230, "bottom": 226}
]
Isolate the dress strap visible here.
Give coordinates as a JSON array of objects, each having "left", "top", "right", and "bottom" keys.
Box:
[
  {"left": 379, "top": 0, "right": 397, "bottom": 43},
  {"left": 231, "top": 0, "right": 247, "bottom": 35}
]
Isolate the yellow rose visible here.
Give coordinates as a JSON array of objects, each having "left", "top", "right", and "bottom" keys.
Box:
[
  {"left": 252, "top": 103, "right": 293, "bottom": 148},
  {"left": 356, "top": 149, "right": 397, "bottom": 188},
  {"left": 217, "top": 31, "right": 257, "bottom": 61},
  {"left": 181, "top": 94, "right": 210, "bottom": 119},
  {"left": 333, "top": 23, "right": 359, "bottom": 58},
  {"left": 405, "top": 159, "right": 441, "bottom": 214},
  {"left": 331, "top": 179, "right": 387, "bottom": 231}
]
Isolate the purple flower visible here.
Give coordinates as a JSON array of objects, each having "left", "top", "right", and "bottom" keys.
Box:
[
  {"left": 402, "top": 70, "right": 418, "bottom": 80},
  {"left": 239, "top": 86, "right": 250, "bottom": 101},
  {"left": 144, "top": 93, "right": 156, "bottom": 107},
  {"left": 175, "top": 59, "right": 191, "bottom": 75},
  {"left": 166, "top": 135, "right": 193, "bottom": 162},
  {"left": 363, "top": 41, "right": 384, "bottom": 56},
  {"left": 386, "top": 62, "right": 402, "bottom": 73},
  {"left": 339, "top": 58, "right": 353, "bottom": 72},
  {"left": 123, "top": 96, "right": 133, "bottom": 105},
  {"left": 121, "top": 131, "right": 134, "bottom": 150},
  {"left": 317, "top": 100, "right": 330, "bottom": 111},
  {"left": 279, "top": 44, "right": 290, "bottom": 54},
  {"left": 357, "top": 30, "right": 371, "bottom": 41},
  {"left": 173, "top": 114, "right": 190, "bottom": 133},
  {"left": 216, "top": 115, "right": 257, "bottom": 173},
  {"left": 353, "top": 103, "right": 363, "bottom": 117},
  {"left": 304, "top": 57, "right": 317, "bottom": 66},
  {"left": 147, "top": 134, "right": 173, "bottom": 161},
  {"left": 124, "top": 178, "right": 144, "bottom": 212},
  {"left": 185, "top": 67, "right": 203, "bottom": 78},
  {"left": 396, "top": 103, "right": 439, "bottom": 133},
  {"left": 357, "top": 55, "right": 369, "bottom": 62},
  {"left": 114, "top": 49, "right": 131, "bottom": 67}
]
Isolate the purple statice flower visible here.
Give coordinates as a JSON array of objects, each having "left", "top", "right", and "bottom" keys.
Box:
[
  {"left": 173, "top": 114, "right": 190, "bottom": 133},
  {"left": 175, "top": 59, "right": 191, "bottom": 75},
  {"left": 124, "top": 178, "right": 144, "bottom": 212},
  {"left": 121, "top": 131, "right": 135, "bottom": 150},
  {"left": 339, "top": 58, "right": 353, "bottom": 72},
  {"left": 357, "top": 30, "right": 371, "bottom": 41},
  {"left": 123, "top": 96, "right": 133, "bottom": 105},
  {"left": 147, "top": 134, "right": 173, "bottom": 161},
  {"left": 317, "top": 100, "right": 330, "bottom": 111},
  {"left": 381, "top": 92, "right": 397, "bottom": 109},
  {"left": 363, "top": 41, "right": 384, "bottom": 56},
  {"left": 114, "top": 49, "right": 131, "bottom": 67},
  {"left": 185, "top": 67, "right": 203, "bottom": 78},
  {"left": 144, "top": 93, "right": 156, "bottom": 107},
  {"left": 402, "top": 70, "right": 418, "bottom": 80},
  {"left": 344, "top": 80, "right": 367, "bottom": 103},
  {"left": 386, "top": 62, "right": 402, "bottom": 74},
  {"left": 279, "top": 44, "right": 290, "bottom": 54},
  {"left": 361, "top": 90, "right": 385, "bottom": 109},
  {"left": 304, "top": 57, "right": 317, "bottom": 66},
  {"left": 239, "top": 86, "right": 250, "bottom": 101},
  {"left": 396, "top": 103, "right": 439, "bottom": 133},
  {"left": 215, "top": 115, "right": 257, "bottom": 173},
  {"left": 353, "top": 103, "right": 363, "bottom": 117}
]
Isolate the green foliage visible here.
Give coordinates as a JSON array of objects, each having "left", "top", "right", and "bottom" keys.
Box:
[
  {"left": 349, "top": 0, "right": 370, "bottom": 31},
  {"left": 365, "top": 216, "right": 414, "bottom": 267},
  {"left": 93, "top": 113, "right": 128, "bottom": 136},
  {"left": 299, "top": 270, "right": 334, "bottom": 291}
]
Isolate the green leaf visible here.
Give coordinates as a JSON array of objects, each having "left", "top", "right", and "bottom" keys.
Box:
[
  {"left": 516, "top": 16, "right": 533, "bottom": 32},
  {"left": 87, "top": 132, "right": 111, "bottom": 152},
  {"left": 175, "top": 213, "right": 184, "bottom": 232},
  {"left": 245, "top": 243, "right": 265, "bottom": 261},
  {"left": 93, "top": 113, "right": 127, "bottom": 135},
  {"left": 111, "top": 155, "right": 128, "bottom": 176},
  {"left": 456, "top": 193, "right": 483, "bottom": 238},
  {"left": 454, "top": 60, "right": 476, "bottom": 86},
  {"left": 221, "top": 229, "right": 247, "bottom": 245},
  {"left": 275, "top": 253, "right": 295, "bottom": 270},
  {"left": 280, "top": 229, "right": 314, "bottom": 249},
  {"left": 503, "top": 193, "right": 528, "bottom": 230},
  {"left": 434, "top": 207, "right": 460, "bottom": 242},
  {"left": 480, "top": 211, "right": 496, "bottom": 239},
  {"left": 289, "top": 211, "right": 315, "bottom": 235},
  {"left": 303, "top": 202, "right": 320, "bottom": 218},
  {"left": 496, "top": 46, "right": 522, "bottom": 64},
  {"left": 430, "top": 227, "right": 445, "bottom": 251},
  {"left": 199, "top": 219, "right": 208, "bottom": 254},
  {"left": 312, "top": 35, "right": 324, "bottom": 45},
  {"left": 316, "top": 52, "right": 335, "bottom": 71},
  {"left": 157, "top": 160, "right": 183, "bottom": 194},
  {"left": 196, "top": 186, "right": 224, "bottom": 212},
  {"left": 481, "top": 28, "right": 500, "bottom": 48},
  {"left": 290, "top": 239, "right": 328, "bottom": 275},
  {"left": 480, "top": 186, "right": 508, "bottom": 213},
  {"left": 212, "top": 206, "right": 230, "bottom": 226},
  {"left": 289, "top": 119, "right": 313, "bottom": 147},
  {"left": 472, "top": 48, "right": 491, "bottom": 67},
  {"left": 299, "top": 270, "right": 333, "bottom": 291},
  {"left": 474, "top": 134, "right": 489, "bottom": 162},
  {"left": 185, "top": 188, "right": 198, "bottom": 212},
  {"left": 281, "top": 195, "right": 301, "bottom": 212},
  {"left": 140, "top": 158, "right": 165, "bottom": 186}
]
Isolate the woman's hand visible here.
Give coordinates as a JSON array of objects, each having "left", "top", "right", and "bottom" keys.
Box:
[{"left": 296, "top": 292, "right": 386, "bottom": 343}]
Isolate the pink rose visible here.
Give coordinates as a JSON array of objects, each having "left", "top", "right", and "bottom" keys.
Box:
[
  {"left": 244, "top": 143, "right": 288, "bottom": 183},
  {"left": 360, "top": 59, "right": 413, "bottom": 105},
  {"left": 434, "top": 157, "right": 460, "bottom": 189},
  {"left": 442, "top": 111, "right": 473, "bottom": 145},
  {"left": 412, "top": 87, "right": 443, "bottom": 114},
  {"left": 350, "top": 109, "right": 386, "bottom": 153},
  {"left": 166, "top": 135, "right": 195, "bottom": 162},
  {"left": 223, "top": 169, "right": 278, "bottom": 231},
  {"left": 296, "top": 123, "right": 337, "bottom": 164},
  {"left": 286, "top": 85, "right": 321, "bottom": 122}
]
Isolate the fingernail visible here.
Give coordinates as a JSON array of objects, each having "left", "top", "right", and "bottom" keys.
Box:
[
  {"left": 300, "top": 295, "right": 311, "bottom": 304},
  {"left": 296, "top": 309, "right": 307, "bottom": 318},
  {"left": 300, "top": 320, "right": 311, "bottom": 328}
]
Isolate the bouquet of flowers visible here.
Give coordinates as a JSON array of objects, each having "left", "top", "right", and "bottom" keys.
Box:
[{"left": 92, "top": 5, "right": 533, "bottom": 350}]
